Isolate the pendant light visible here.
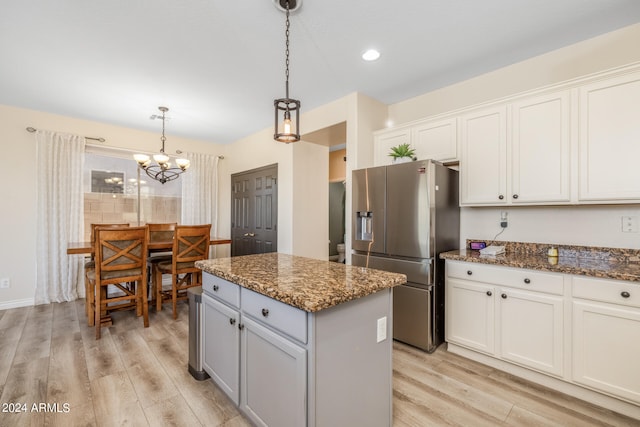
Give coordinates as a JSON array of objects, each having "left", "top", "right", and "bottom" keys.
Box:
[
  {"left": 274, "top": 0, "right": 301, "bottom": 143},
  {"left": 133, "top": 106, "right": 190, "bottom": 184}
]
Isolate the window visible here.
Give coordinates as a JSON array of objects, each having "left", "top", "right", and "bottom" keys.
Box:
[{"left": 83, "top": 151, "right": 182, "bottom": 241}]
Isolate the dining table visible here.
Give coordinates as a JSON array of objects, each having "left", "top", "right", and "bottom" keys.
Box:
[
  {"left": 66, "top": 236, "right": 232, "bottom": 255},
  {"left": 67, "top": 236, "right": 232, "bottom": 327}
]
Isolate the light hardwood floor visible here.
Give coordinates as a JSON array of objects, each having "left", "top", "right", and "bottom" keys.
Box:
[{"left": 0, "top": 300, "right": 637, "bottom": 427}]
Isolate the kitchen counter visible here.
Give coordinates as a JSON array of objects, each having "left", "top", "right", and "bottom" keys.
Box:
[
  {"left": 197, "top": 253, "right": 406, "bottom": 426},
  {"left": 195, "top": 252, "right": 407, "bottom": 312},
  {"left": 440, "top": 240, "right": 640, "bottom": 282}
]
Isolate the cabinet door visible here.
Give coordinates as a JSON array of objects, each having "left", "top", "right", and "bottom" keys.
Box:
[
  {"left": 373, "top": 128, "right": 411, "bottom": 166},
  {"left": 202, "top": 294, "right": 240, "bottom": 404},
  {"left": 498, "top": 288, "right": 563, "bottom": 377},
  {"left": 579, "top": 72, "right": 640, "bottom": 201},
  {"left": 445, "top": 278, "right": 495, "bottom": 354},
  {"left": 511, "top": 91, "right": 571, "bottom": 204},
  {"left": 460, "top": 106, "right": 507, "bottom": 205},
  {"left": 240, "top": 316, "right": 307, "bottom": 427},
  {"left": 412, "top": 118, "right": 457, "bottom": 161},
  {"left": 573, "top": 300, "right": 640, "bottom": 403}
]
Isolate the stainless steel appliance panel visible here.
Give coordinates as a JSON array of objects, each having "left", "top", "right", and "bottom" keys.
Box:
[
  {"left": 392, "top": 285, "right": 433, "bottom": 352},
  {"left": 352, "top": 166, "right": 386, "bottom": 254},
  {"left": 351, "top": 253, "right": 431, "bottom": 287},
  {"left": 386, "top": 160, "right": 431, "bottom": 259}
]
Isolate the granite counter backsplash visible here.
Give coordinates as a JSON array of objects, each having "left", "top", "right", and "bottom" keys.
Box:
[
  {"left": 440, "top": 240, "right": 640, "bottom": 282},
  {"left": 196, "top": 253, "right": 407, "bottom": 312}
]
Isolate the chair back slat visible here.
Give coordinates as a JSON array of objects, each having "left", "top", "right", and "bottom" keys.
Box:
[
  {"left": 147, "top": 223, "right": 177, "bottom": 242},
  {"left": 95, "top": 226, "right": 148, "bottom": 282},
  {"left": 173, "top": 224, "right": 212, "bottom": 268}
]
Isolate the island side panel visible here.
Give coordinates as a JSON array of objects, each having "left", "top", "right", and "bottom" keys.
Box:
[{"left": 311, "top": 288, "right": 393, "bottom": 427}]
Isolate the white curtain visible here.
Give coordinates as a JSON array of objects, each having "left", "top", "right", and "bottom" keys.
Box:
[
  {"left": 35, "top": 131, "right": 85, "bottom": 304},
  {"left": 181, "top": 152, "right": 219, "bottom": 236}
]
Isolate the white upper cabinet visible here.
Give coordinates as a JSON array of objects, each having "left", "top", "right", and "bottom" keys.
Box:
[
  {"left": 579, "top": 71, "right": 640, "bottom": 202},
  {"left": 511, "top": 91, "right": 571, "bottom": 204},
  {"left": 373, "top": 128, "right": 411, "bottom": 166},
  {"left": 373, "top": 117, "right": 457, "bottom": 166},
  {"left": 411, "top": 118, "right": 457, "bottom": 162},
  {"left": 460, "top": 106, "right": 508, "bottom": 205}
]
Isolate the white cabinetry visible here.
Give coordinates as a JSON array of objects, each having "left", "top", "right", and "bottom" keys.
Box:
[
  {"left": 445, "top": 261, "right": 564, "bottom": 377},
  {"left": 578, "top": 71, "right": 640, "bottom": 202},
  {"left": 511, "top": 91, "right": 571, "bottom": 204},
  {"left": 572, "top": 276, "right": 640, "bottom": 403},
  {"left": 460, "top": 90, "right": 571, "bottom": 206},
  {"left": 373, "top": 117, "right": 457, "bottom": 166},
  {"left": 498, "top": 287, "right": 564, "bottom": 376},
  {"left": 446, "top": 278, "right": 495, "bottom": 354},
  {"left": 373, "top": 128, "right": 411, "bottom": 166},
  {"left": 460, "top": 106, "right": 507, "bottom": 204}
]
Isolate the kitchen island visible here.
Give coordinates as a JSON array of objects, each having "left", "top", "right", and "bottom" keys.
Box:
[{"left": 195, "top": 253, "right": 406, "bottom": 427}]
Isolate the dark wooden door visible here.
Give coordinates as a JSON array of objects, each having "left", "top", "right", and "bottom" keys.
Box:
[{"left": 231, "top": 164, "right": 277, "bottom": 256}]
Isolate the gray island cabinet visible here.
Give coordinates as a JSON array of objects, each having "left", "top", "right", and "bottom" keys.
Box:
[{"left": 195, "top": 253, "right": 406, "bottom": 427}]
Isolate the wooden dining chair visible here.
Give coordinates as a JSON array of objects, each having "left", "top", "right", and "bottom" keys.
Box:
[
  {"left": 84, "top": 223, "right": 130, "bottom": 323},
  {"left": 147, "top": 223, "right": 177, "bottom": 301},
  {"left": 153, "top": 224, "right": 211, "bottom": 319},
  {"left": 87, "top": 225, "right": 149, "bottom": 339}
]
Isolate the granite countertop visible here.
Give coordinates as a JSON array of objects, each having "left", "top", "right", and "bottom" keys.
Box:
[
  {"left": 195, "top": 253, "right": 407, "bottom": 312},
  {"left": 440, "top": 240, "right": 640, "bottom": 282}
]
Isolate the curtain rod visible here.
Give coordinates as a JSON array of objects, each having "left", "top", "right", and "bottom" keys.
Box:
[
  {"left": 27, "top": 127, "right": 224, "bottom": 159},
  {"left": 26, "top": 126, "right": 106, "bottom": 142}
]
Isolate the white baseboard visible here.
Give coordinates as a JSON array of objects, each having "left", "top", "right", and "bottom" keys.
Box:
[{"left": 0, "top": 298, "right": 35, "bottom": 311}]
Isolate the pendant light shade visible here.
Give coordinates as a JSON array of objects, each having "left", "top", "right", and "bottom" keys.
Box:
[{"left": 274, "top": 0, "right": 301, "bottom": 143}]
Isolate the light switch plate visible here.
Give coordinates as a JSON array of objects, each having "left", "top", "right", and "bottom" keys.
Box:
[{"left": 377, "top": 317, "right": 387, "bottom": 343}]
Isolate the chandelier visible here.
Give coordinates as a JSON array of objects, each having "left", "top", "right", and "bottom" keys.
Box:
[
  {"left": 273, "top": 0, "right": 301, "bottom": 143},
  {"left": 133, "top": 106, "right": 190, "bottom": 184}
]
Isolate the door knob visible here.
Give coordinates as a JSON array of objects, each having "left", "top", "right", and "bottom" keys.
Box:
[
  {"left": 501, "top": 293, "right": 507, "bottom": 299},
  {"left": 486, "top": 291, "right": 492, "bottom": 296},
  {"left": 621, "top": 291, "right": 631, "bottom": 298}
]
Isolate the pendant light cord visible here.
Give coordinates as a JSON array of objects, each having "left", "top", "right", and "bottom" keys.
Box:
[{"left": 285, "top": 0, "right": 291, "bottom": 99}]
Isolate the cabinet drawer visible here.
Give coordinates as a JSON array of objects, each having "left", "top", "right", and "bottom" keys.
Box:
[
  {"left": 573, "top": 276, "right": 640, "bottom": 308},
  {"left": 203, "top": 273, "right": 240, "bottom": 308},
  {"left": 447, "top": 261, "right": 564, "bottom": 295},
  {"left": 241, "top": 287, "right": 308, "bottom": 344}
]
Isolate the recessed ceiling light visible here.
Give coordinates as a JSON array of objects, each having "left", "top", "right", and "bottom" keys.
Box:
[{"left": 362, "top": 49, "right": 380, "bottom": 61}]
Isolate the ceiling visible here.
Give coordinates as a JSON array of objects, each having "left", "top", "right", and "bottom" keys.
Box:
[{"left": 2, "top": 1, "right": 640, "bottom": 145}]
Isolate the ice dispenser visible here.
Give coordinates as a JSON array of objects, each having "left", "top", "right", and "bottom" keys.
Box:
[{"left": 356, "top": 211, "right": 373, "bottom": 241}]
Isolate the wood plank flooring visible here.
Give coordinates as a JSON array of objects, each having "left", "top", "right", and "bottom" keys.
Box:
[{"left": 0, "top": 300, "right": 637, "bottom": 426}]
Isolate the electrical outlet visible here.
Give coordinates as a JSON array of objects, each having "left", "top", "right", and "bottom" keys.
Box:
[
  {"left": 621, "top": 216, "right": 639, "bottom": 233},
  {"left": 0, "top": 278, "right": 9, "bottom": 289},
  {"left": 500, "top": 211, "right": 508, "bottom": 228},
  {"left": 376, "top": 317, "right": 387, "bottom": 343}
]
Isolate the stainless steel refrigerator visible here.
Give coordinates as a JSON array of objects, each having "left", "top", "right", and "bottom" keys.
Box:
[{"left": 351, "top": 159, "right": 459, "bottom": 352}]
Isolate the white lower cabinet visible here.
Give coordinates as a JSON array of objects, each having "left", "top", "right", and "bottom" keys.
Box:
[
  {"left": 446, "top": 278, "right": 495, "bottom": 354},
  {"left": 498, "top": 287, "right": 563, "bottom": 377},
  {"left": 446, "top": 260, "right": 640, "bottom": 411},
  {"left": 445, "top": 262, "right": 564, "bottom": 377},
  {"left": 572, "top": 276, "right": 640, "bottom": 403}
]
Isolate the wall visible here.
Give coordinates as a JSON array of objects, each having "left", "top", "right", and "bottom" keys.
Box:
[
  {"left": 0, "top": 105, "right": 226, "bottom": 309},
  {"left": 386, "top": 23, "right": 640, "bottom": 250}
]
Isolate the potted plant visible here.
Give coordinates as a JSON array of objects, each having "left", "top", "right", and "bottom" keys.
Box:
[{"left": 388, "top": 143, "right": 416, "bottom": 163}]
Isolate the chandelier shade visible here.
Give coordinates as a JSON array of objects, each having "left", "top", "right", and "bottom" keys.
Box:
[
  {"left": 134, "top": 106, "right": 190, "bottom": 184},
  {"left": 273, "top": 0, "right": 301, "bottom": 143}
]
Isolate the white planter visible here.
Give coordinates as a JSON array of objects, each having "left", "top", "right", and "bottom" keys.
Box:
[{"left": 392, "top": 157, "right": 413, "bottom": 164}]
